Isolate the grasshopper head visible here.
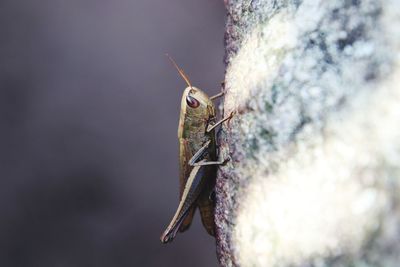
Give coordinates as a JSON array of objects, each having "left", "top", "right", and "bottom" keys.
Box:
[
  {"left": 165, "top": 54, "right": 215, "bottom": 120},
  {"left": 182, "top": 86, "right": 215, "bottom": 117}
]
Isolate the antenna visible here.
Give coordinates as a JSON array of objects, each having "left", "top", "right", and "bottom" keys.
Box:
[{"left": 166, "top": 54, "right": 192, "bottom": 88}]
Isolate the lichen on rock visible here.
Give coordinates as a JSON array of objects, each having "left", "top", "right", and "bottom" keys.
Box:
[{"left": 216, "top": 0, "right": 400, "bottom": 266}]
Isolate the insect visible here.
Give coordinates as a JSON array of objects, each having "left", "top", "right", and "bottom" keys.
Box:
[{"left": 160, "top": 55, "right": 234, "bottom": 243}]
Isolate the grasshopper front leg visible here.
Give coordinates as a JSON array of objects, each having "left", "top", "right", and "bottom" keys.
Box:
[{"left": 206, "top": 111, "right": 235, "bottom": 133}]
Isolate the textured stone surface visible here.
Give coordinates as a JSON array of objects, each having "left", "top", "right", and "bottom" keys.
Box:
[{"left": 215, "top": 0, "right": 400, "bottom": 266}]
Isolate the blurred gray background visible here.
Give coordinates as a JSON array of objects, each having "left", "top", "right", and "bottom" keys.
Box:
[{"left": 0, "top": 0, "right": 225, "bottom": 266}]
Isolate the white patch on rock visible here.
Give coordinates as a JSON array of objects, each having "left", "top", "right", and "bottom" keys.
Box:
[
  {"left": 225, "top": 11, "right": 298, "bottom": 113},
  {"left": 233, "top": 69, "right": 400, "bottom": 266}
]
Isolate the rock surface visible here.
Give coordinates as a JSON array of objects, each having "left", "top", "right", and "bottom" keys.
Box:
[{"left": 215, "top": 0, "right": 400, "bottom": 266}]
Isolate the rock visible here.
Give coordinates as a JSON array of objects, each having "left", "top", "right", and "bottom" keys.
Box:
[{"left": 215, "top": 0, "right": 400, "bottom": 266}]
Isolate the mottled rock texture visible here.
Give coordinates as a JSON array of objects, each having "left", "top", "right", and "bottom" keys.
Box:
[{"left": 215, "top": 0, "right": 400, "bottom": 266}]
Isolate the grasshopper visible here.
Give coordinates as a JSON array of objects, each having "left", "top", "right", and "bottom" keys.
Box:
[{"left": 160, "top": 55, "right": 233, "bottom": 243}]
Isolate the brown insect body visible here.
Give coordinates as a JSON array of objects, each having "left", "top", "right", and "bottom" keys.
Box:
[
  {"left": 177, "top": 87, "right": 217, "bottom": 235},
  {"left": 160, "top": 55, "right": 232, "bottom": 244},
  {"left": 160, "top": 87, "right": 218, "bottom": 243}
]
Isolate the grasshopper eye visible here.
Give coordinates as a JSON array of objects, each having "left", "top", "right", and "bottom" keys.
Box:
[{"left": 186, "top": 95, "right": 200, "bottom": 108}]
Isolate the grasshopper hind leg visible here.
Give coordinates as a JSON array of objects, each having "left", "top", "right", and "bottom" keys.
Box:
[
  {"left": 160, "top": 209, "right": 189, "bottom": 243},
  {"left": 160, "top": 163, "right": 207, "bottom": 243}
]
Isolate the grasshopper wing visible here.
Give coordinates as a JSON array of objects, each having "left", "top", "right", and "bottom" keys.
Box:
[{"left": 197, "top": 180, "right": 216, "bottom": 236}]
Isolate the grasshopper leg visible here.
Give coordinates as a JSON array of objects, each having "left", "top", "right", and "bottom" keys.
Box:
[
  {"left": 160, "top": 162, "right": 207, "bottom": 243},
  {"left": 206, "top": 111, "right": 235, "bottom": 133},
  {"left": 210, "top": 91, "right": 224, "bottom": 100},
  {"left": 188, "top": 140, "right": 229, "bottom": 167},
  {"left": 210, "top": 81, "right": 225, "bottom": 100},
  {"left": 190, "top": 159, "right": 227, "bottom": 166},
  {"left": 188, "top": 141, "right": 211, "bottom": 166}
]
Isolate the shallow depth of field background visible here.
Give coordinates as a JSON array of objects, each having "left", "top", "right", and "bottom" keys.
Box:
[{"left": 0, "top": 1, "right": 225, "bottom": 266}]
